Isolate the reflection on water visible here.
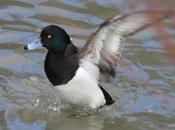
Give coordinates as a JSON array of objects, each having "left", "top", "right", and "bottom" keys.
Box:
[{"left": 0, "top": 0, "right": 175, "bottom": 130}]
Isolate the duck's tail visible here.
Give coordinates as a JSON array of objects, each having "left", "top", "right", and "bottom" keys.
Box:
[{"left": 99, "top": 85, "right": 115, "bottom": 105}]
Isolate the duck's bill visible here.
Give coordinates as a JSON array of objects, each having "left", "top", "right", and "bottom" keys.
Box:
[{"left": 24, "top": 38, "right": 42, "bottom": 50}]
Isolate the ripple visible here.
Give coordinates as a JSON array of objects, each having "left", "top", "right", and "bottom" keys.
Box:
[{"left": 0, "top": 1, "right": 175, "bottom": 130}]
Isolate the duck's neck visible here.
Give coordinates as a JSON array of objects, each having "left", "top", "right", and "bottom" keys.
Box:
[{"left": 44, "top": 44, "right": 79, "bottom": 86}]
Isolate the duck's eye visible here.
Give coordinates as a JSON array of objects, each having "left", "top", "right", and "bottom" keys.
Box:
[{"left": 47, "top": 34, "right": 53, "bottom": 39}]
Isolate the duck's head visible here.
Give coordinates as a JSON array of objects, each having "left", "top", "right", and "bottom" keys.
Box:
[{"left": 24, "top": 25, "right": 71, "bottom": 54}]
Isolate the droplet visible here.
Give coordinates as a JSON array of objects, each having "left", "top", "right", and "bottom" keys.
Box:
[
  {"left": 29, "top": 76, "right": 38, "bottom": 81},
  {"left": 49, "top": 104, "right": 58, "bottom": 112},
  {"left": 33, "top": 98, "right": 40, "bottom": 107}
]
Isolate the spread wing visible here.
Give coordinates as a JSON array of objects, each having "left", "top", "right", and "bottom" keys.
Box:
[{"left": 78, "top": 10, "right": 173, "bottom": 81}]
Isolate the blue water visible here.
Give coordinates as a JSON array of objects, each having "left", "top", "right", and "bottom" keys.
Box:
[{"left": 0, "top": 0, "right": 175, "bottom": 130}]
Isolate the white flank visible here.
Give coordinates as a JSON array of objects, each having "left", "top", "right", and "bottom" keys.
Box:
[{"left": 56, "top": 66, "right": 106, "bottom": 109}]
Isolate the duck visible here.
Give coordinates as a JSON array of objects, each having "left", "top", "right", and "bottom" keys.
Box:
[{"left": 24, "top": 10, "right": 173, "bottom": 109}]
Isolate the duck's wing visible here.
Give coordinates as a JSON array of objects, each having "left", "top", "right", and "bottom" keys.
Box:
[{"left": 78, "top": 10, "right": 173, "bottom": 81}]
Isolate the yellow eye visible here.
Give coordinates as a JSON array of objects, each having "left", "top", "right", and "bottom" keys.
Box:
[{"left": 47, "top": 34, "right": 52, "bottom": 39}]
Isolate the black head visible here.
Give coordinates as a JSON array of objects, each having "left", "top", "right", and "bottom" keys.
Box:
[
  {"left": 24, "top": 25, "right": 71, "bottom": 54},
  {"left": 40, "top": 25, "right": 71, "bottom": 54}
]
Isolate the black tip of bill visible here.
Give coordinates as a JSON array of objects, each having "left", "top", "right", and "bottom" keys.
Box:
[{"left": 24, "top": 45, "right": 28, "bottom": 50}]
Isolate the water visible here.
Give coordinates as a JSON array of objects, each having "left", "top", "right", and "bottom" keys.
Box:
[{"left": 0, "top": 0, "right": 175, "bottom": 130}]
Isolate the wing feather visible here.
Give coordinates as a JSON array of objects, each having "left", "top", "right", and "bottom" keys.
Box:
[{"left": 78, "top": 10, "right": 174, "bottom": 81}]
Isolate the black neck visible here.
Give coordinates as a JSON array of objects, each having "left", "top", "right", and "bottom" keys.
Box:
[{"left": 44, "top": 44, "right": 79, "bottom": 86}]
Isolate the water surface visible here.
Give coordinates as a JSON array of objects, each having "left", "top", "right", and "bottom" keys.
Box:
[{"left": 0, "top": 0, "right": 175, "bottom": 130}]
